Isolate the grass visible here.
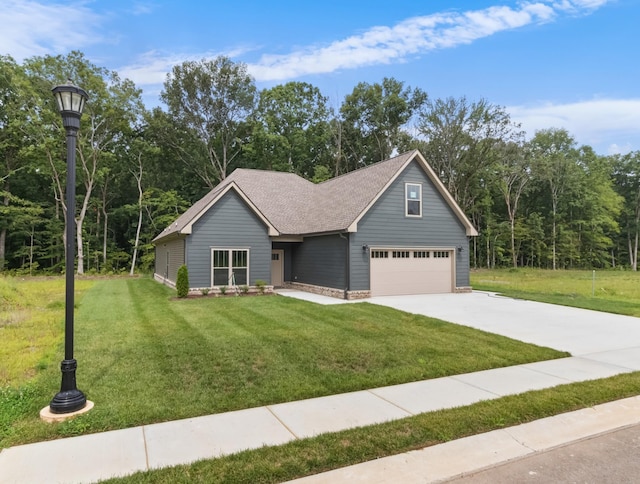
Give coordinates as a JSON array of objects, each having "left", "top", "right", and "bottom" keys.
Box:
[
  {"left": 3, "top": 270, "right": 639, "bottom": 483},
  {"left": 471, "top": 268, "right": 640, "bottom": 316},
  {"left": 0, "top": 276, "right": 95, "bottom": 385},
  {"left": 0, "top": 276, "right": 567, "bottom": 449},
  {"left": 102, "top": 371, "right": 640, "bottom": 484}
]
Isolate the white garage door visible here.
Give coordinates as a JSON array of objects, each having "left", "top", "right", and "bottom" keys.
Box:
[{"left": 370, "top": 249, "right": 453, "bottom": 296}]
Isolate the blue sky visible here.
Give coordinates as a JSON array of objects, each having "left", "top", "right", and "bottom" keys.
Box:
[{"left": 1, "top": 0, "right": 638, "bottom": 155}]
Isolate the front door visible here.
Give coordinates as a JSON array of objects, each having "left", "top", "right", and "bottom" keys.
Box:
[{"left": 271, "top": 250, "right": 284, "bottom": 287}]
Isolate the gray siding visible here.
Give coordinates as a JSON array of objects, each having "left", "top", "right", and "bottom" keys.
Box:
[
  {"left": 292, "top": 234, "right": 347, "bottom": 290},
  {"left": 154, "top": 237, "right": 185, "bottom": 284},
  {"left": 186, "top": 190, "right": 271, "bottom": 288},
  {"left": 350, "top": 161, "right": 470, "bottom": 290}
]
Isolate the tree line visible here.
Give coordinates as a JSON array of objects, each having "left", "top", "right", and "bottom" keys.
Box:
[{"left": 1, "top": 52, "right": 638, "bottom": 275}]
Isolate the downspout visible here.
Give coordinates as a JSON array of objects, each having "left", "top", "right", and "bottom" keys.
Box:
[{"left": 339, "top": 232, "right": 350, "bottom": 300}]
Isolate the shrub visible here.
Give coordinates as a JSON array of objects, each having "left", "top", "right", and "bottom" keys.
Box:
[
  {"left": 255, "top": 279, "right": 267, "bottom": 294},
  {"left": 220, "top": 285, "right": 227, "bottom": 295},
  {"left": 176, "top": 265, "right": 189, "bottom": 298},
  {"left": 240, "top": 285, "right": 249, "bottom": 294},
  {"left": 200, "top": 288, "right": 210, "bottom": 296}
]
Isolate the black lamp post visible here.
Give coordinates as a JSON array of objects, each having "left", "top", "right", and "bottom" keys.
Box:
[{"left": 49, "top": 80, "right": 88, "bottom": 414}]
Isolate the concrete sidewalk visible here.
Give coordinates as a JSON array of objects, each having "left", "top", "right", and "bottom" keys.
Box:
[
  {"left": 2, "top": 354, "right": 639, "bottom": 484},
  {"left": 2, "top": 291, "right": 639, "bottom": 483}
]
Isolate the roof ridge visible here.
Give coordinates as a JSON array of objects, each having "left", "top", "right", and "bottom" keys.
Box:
[{"left": 318, "top": 150, "right": 418, "bottom": 185}]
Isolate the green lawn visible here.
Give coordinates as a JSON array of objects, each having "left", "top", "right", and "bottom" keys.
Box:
[
  {"left": 0, "top": 276, "right": 94, "bottom": 385},
  {"left": 1, "top": 276, "right": 567, "bottom": 448},
  {"left": 471, "top": 268, "right": 640, "bottom": 316}
]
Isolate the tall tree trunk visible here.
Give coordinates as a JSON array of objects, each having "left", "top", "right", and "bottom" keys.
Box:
[
  {"left": 130, "top": 154, "right": 144, "bottom": 276},
  {"left": 103, "top": 210, "right": 108, "bottom": 269},
  {"left": 0, "top": 192, "right": 9, "bottom": 270},
  {"left": 510, "top": 218, "right": 516, "bottom": 268},
  {"left": 101, "top": 179, "right": 109, "bottom": 268},
  {"left": 485, "top": 231, "right": 490, "bottom": 269},
  {"left": 629, "top": 229, "right": 638, "bottom": 271},
  {"left": 76, "top": 215, "right": 84, "bottom": 274},
  {"left": 551, "top": 204, "right": 557, "bottom": 270},
  {"left": 29, "top": 225, "right": 34, "bottom": 276},
  {"left": 0, "top": 228, "right": 5, "bottom": 271}
]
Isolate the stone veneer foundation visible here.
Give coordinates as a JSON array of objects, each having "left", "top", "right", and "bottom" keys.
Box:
[{"left": 284, "top": 282, "right": 371, "bottom": 300}]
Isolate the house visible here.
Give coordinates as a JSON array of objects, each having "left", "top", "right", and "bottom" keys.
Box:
[{"left": 152, "top": 150, "right": 478, "bottom": 299}]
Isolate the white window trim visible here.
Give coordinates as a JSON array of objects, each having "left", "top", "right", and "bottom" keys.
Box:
[
  {"left": 405, "top": 182, "right": 422, "bottom": 218},
  {"left": 210, "top": 247, "right": 250, "bottom": 286}
]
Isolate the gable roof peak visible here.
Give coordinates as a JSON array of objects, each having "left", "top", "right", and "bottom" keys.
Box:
[{"left": 153, "top": 149, "right": 477, "bottom": 242}]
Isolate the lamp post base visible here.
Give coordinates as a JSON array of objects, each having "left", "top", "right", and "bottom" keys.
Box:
[
  {"left": 41, "top": 400, "right": 94, "bottom": 422},
  {"left": 49, "top": 359, "right": 87, "bottom": 414}
]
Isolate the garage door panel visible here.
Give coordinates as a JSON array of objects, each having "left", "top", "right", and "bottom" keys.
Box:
[{"left": 370, "top": 249, "right": 453, "bottom": 296}]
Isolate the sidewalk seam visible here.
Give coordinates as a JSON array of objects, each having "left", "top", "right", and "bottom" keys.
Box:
[
  {"left": 516, "top": 364, "right": 576, "bottom": 383},
  {"left": 265, "top": 406, "right": 301, "bottom": 440},
  {"left": 366, "top": 389, "right": 416, "bottom": 415},
  {"left": 142, "top": 425, "right": 150, "bottom": 471},
  {"left": 449, "top": 375, "right": 502, "bottom": 397}
]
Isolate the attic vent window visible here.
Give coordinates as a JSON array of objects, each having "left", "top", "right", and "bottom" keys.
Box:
[{"left": 405, "top": 183, "right": 422, "bottom": 217}]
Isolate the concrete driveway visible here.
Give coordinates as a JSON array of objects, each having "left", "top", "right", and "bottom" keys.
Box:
[{"left": 367, "top": 291, "right": 640, "bottom": 357}]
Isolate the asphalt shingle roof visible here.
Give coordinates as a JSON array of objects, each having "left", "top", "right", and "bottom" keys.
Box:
[{"left": 153, "top": 150, "right": 452, "bottom": 241}]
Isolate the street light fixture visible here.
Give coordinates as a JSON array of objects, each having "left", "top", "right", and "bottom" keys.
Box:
[{"left": 48, "top": 80, "right": 89, "bottom": 414}]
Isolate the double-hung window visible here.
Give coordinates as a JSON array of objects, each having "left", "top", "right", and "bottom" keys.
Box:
[
  {"left": 212, "top": 249, "right": 249, "bottom": 286},
  {"left": 405, "top": 183, "right": 422, "bottom": 217}
]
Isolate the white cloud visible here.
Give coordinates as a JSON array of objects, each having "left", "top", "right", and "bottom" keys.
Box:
[
  {"left": 0, "top": 0, "right": 103, "bottom": 61},
  {"left": 116, "top": 0, "right": 610, "bottom": 92},
  {"left": 607, "top": 143, "right": 633, "bottom": 156},
  {"left": 130, "top": 2, "right": 155, "bottom": 16},
  {"left": 118, "top": 47, "right": 256, "bottom": 88},
  {"left": 554, "top": 0, "right": 610, "bottom": 12},
  {"left": 508, "top": 98, "right": 640, "bottom": 155},
  {"left": 118, "top": 51, "right": 186, "bottom": 86},
  {"left": 245, "top": 1, "right": 604, "bottom": 81}
]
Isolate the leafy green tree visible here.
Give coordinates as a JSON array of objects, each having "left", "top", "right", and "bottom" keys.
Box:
[
  {"left": 142, "top": 108, "right": 206, "bottom": 201},
  {"left": 161, "top": 56, "right": 257, "bottom": 186},
  {"left": 520, "top": 212, "right": 547, "bottom": 267},
  {"left": 0, "top": 191, "right": 44, "bottom": 272},
  {"left": 23, "top": 51, "right": 144, "bottom": 274},
  {"left": 248, "top": 82, "right": 332, "bottom": 179},
  {"left": 494, "top": 141, "right": 530, "bottom": 267},
  {"left": 340, "top": 77, "right": 426, "bottom": 169},
  {"left": 417, "top": 97, "right": 520, "bottom": 217},
  {"left": 612, "top": 151, "right": 640, "bottom": 270},
  {"left": 0, "top": 56, "right": 34, "bottom": 270},
  {"left": 529, "top": 128, "right": 580, "bottom": 270},
  {"left": 570, "top": 147, "right": 622, "bottom": 268}
]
